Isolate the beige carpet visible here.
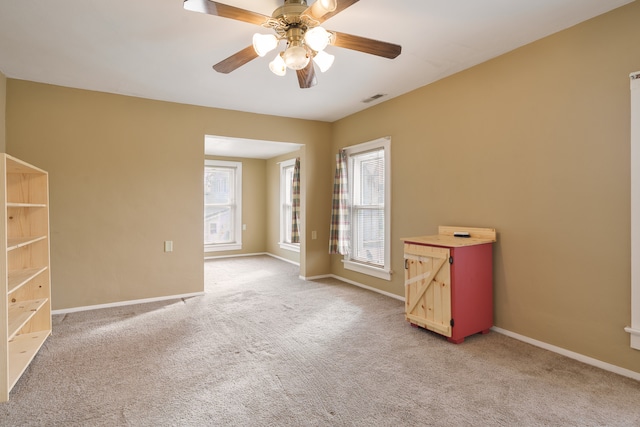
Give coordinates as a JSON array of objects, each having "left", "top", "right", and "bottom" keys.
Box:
[{"left": 2, "top": 255, "right": 640, "bottom": 426}]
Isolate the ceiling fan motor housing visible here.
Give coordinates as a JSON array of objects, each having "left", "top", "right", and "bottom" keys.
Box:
[{"left": 272, "top": 1, "right": 309, "bottom": 26}]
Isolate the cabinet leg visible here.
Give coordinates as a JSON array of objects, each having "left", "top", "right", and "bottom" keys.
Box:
[
  {"left": 481, "top": 329, "right": 490, "bottom": 335},
  {"left": 447, "top": 337, "right": 464, "bottom": 344}
]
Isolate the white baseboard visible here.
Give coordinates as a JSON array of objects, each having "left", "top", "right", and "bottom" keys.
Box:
[
  {"left": 52, "top": 292, "right": 205, "bottom": 315},
  {"left": 205, "top": 252, "right": 300, "bottom": 267},
  {"left": 492, "top": 326, "right": 640, "bottom": 382},
  {"left": 266, "top": 253, "right": 300, "bottom": 266},
  {"left": 205, "top": 252, "right": 267, "bottom": 260},
  {"left": 312, "top": 274, "right": 405, "bottom": 302},
  {"left": 300, "top": 273, "right": 332, "bottom": 281}
]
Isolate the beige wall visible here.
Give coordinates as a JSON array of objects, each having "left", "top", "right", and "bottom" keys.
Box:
[
  {"left": 332, "top": 2, "right": 640, "bottom": 372},
  {"left": 0, "top": 70, "right": 5, "bottom": 152},
  {"left": 6, "top": 81, "right": 332, "bottom": 309},
  {"left": 266, "top": 150, "right": 302, "bottom": 265},
  {"left": 300, "top": 131, "right": 332, "bottom": 278},
  {"left": 204, "top": 156, "right": 267, "bottom": 257}
]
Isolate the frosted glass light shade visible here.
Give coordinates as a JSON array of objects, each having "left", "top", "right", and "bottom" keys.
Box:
[
  {"left": 269, "top": 53, "right": 287, "bottom": 76},
  {"left": 282, "top": 45, "right": 310, "bottom": 70},
  {"left": 252, "top": 33, "right": 278, "bottom": 57},
  {"left": 304, "top": 27, "right": 330, "bottom": 52},
  {"left": 312, "top": 50, "right": 334, "bottom": 72},
  {"left": 309, "top": 0, "right": 337, "bottom": 18}
]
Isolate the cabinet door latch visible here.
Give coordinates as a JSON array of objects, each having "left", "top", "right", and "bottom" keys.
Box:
[
  {"left": 404, "top": 259, "right": 409, "bottom": 270},
  {"left": 449, "top": 256, "right": 453, "bottom": 264},
  {"left": 450, "top": 318, "right": 455, "bottom": 327}
]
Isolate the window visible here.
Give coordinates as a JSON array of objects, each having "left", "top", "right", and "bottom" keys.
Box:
[
  {"left": 279, "top": 159, "right": 300, "bottom": 252},
  {"left": 204, "top": 160, "right": 242, "bottom": 252},
  {"left": 344, "top": 137, "right": 391, "bottom": 280}
]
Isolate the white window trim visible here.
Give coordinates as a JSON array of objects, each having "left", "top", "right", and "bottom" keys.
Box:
[
  {"left": 627, "top": 71, "right": 640, "bottom": 349},
  {"left": 204, "top": 159, "right": 242, "bottom": 252},
  {"left": 342, "top": 137, "right": 391, "bottom": 281},
  {"left": 279, "top": 158, "right": 300, "bottom": 252}
]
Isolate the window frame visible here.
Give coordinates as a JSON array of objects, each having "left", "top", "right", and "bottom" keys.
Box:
[
  {"left": 628, "top": 71, "right": 640, "bottom": 349},
  {"left": 279, "top": 158, "right": 300, "bottom": 252},
  {"left": 204, "top": 159, "right": 242, "bottom": 252},
  {"left": 342, "top": 137, "right": 391, "bottom": 280}
]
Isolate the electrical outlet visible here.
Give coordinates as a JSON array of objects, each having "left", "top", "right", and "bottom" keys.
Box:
[
  {"left": 164, "top": 240, "right": 173, "bottom": 252},
  {"left": 312, "top": 231, "right": 317, "bottom": 240}
]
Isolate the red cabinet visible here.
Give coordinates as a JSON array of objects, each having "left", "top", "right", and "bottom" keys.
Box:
[{"left": 403, "top": 226, "right": 496, "bottom": 344}]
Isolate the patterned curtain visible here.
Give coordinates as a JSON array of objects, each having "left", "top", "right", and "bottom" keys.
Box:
[
  {"left": 329, "top": 150, "right": 350, "bottom": 255},
  {"left": 291, "top": 157, "right": 301, "bottom": 243}
]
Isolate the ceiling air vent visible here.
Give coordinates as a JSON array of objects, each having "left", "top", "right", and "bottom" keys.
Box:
[{"left": 362, "top": 93, "right": 387, "bottom": 103}]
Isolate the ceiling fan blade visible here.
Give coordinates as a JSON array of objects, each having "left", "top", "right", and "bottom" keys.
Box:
[
  {"left": 213, "top": 45, "right": 259, "bottom": 74},
  {"left": 331, "top": 31, "right": 401, "bottom": 59},
  {"left": 183, "top": 0, "right": 270, "bottom": 26},
  {"left": 313, "top": 0, "right": 360, "bottom": 24},
  {"left": 297, "top": 62, "right": 317, "bottom": 89}
]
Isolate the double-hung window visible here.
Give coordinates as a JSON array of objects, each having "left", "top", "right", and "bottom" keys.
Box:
[
  {"left": 204, "top": 160, "right": 242, "bottom": 252},
  {"left": 344, "top": 137, "right": 391, "bottom": 280},
  {"left": 279, "top": 159, "right": 300, "bottom": 252}
]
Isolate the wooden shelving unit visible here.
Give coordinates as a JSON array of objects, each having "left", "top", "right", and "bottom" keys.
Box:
[{"left": 1, "top": 154, "right": 51, "bottom": 402}]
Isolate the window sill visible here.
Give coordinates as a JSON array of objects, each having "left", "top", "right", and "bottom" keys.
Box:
[
  {"left": 624, "top": 327, "right": 640, "bottom": 350},
  {"left": 279, "top": 242, "right": 300, "bottom": 253},
  {"left": 205, "top": 243, "right": 242, "bottom": 252},
  {"left": 343, "top": 260, "right": 391, "bottom": 281}
]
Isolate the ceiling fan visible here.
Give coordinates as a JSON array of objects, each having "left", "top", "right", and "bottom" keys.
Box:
[{"left": 183, "top": 0, "right": 402, "bottom": 89}]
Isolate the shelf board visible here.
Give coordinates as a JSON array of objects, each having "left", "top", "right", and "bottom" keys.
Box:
[
  {"left": 7, "top": 266, "right": 49, "bottom": 294},
  {"left": 7, "top": 235, "right": 47, "bottom": 251},
  {"left": 8, "top": 330, "right": 51, "bottom": 390},
  {"left": 7, "top": 298, "right": 48, "bottom": 340},
  {"left": 6, "top": 203, "right": 47, "bottom": 208}
]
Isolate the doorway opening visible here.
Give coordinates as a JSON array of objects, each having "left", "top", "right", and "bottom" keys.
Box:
[{"left": 204, "top": 135, "right": 304, "bottom": 269}]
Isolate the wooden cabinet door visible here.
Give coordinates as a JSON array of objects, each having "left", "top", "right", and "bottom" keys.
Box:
[{"left": 404, "top": 244, "right": 452, "bottom": 337}]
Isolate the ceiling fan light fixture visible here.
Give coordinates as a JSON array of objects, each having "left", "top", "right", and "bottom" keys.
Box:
[
  {"left": 185, "top": 0, "right": 402, "bottom": 88},
  {"left": 309, "top": 0, "right": 337, "bottom": 19},
  {"left": 282, "top": 45, "right": 310, "bottom": 70},
  {"left": 252, "top": 33, "right": 278, "bottom": 57},
  {"left": 304, "top": 26, "right": 331, "bottom": 52},
  {"left": 269, "top": 53, "right": 287, "bottom": 76},
  {"left": 313, "top": 50, "right": 334, "bottom": 72}
]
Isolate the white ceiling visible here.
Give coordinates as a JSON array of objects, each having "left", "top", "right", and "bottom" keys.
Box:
[
  {"left": 205, "top": 135, "right": 303, "bottom": 159},
  {"left": 0, "top": 0, "right": 633, "bottom": 125}
]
